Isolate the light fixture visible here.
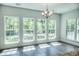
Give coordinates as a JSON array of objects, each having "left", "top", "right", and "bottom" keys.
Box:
[{"left": 41, "top": 4, "right": 53, "bottom": 18}]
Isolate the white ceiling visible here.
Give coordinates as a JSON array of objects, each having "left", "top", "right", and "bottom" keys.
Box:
[{"left": 1, "top": 3, "right": 79, "bottom": 14}]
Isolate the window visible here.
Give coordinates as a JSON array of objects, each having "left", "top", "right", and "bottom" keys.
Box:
[
  {"left": 66, "top": 19, "right": 76, "bottom": 40},
  {"left": 36, "top": 19, "right": 46, "bottom": 41},
  {"left": 23, "top": 18, "right": 34, "bottom": 42},
  {"left": 4, "top": 16, "right": 57, "bottom": 45},
  {"left": 48, "top": 20, "right": 56, "bottom": 40},
  {"left": 4, "top": 16, "right": 19, "bottom": 44}
]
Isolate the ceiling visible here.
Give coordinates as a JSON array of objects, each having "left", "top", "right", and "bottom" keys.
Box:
[{"left": 1, "top": 3, "right": 79, "bottom": 14}]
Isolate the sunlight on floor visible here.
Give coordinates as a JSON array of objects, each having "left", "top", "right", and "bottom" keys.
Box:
[
  {"left": 39, "top": 44, "right": 50, "bottom": 48},
  {"left": 23, "top": 46, "right": 36, "bottom": 52},
  {"left": 0, "top": 48, "right": 18, "bottom": 55},
  {"left": 51, "top": 42, "right": 62, "bottom": 46}
]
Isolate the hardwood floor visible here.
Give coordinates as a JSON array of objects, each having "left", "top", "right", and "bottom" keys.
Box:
[{"left": 0, "top": 42, "right": 79, "bottom": 56}]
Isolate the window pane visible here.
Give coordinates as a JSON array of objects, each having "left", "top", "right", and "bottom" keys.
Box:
[
  {"left": 23, "top": 18, "right": 34, "bottom": 42},
  {"left": 66, "top": 19, "right": 76, "bottom": 40},
  {"left": 37, "top": 19, "right": 46, "bottom": 41},
  {"left": 4, "top": 16, "right": 19, "bottom": 44},
  {"left": 48, "top": 20, "right": 56, "bottom": 40}
]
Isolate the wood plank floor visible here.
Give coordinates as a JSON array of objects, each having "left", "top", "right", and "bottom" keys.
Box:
[{"left": 0, "top": 42, "right": 79, "bottom": 56}]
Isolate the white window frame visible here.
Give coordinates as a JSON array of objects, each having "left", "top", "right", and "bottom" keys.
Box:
[
  {"left": 4, "top": 16, "right": 20, "bottom": 44},
  {"left": 48, "top": 19, "right": 56, "bottom": 40},
  {"left": 23, "top": 17, "right": 35, "bottom": 43}
]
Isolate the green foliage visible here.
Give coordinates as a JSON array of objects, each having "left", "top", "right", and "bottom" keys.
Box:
[
  {"left": 37, "top": 20, "right": 45, "bottom": 33},
  {"left": 24, "top": 18, "right": 33, "bottom": 29},
  {"left": 48, "top": 20, "right": 55, "bottom": 29},
  {"left": 66, "top": 19, "right": 76, "bottom": 31},
  {"left": 5, "top": 16, "right": 19, "bottom": 43}
]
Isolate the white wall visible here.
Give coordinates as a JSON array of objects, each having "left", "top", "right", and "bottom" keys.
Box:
[
  {"left": 61, "top": 9, "right": 79, "bottom": 46},
  {"left": 0, "top": 5, "right": 61, "bottom": 49}
]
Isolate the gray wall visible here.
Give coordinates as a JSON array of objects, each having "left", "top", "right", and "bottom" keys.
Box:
[
  {"left": 61, "top": 9, "right": 79, "bottom": 46},
  {"left": 0, "top": 5, "right": 61, "bottom": 49}
]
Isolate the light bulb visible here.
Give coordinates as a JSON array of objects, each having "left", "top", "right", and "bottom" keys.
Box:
[
  {"left": 41, "top": 12, "right": 44, "bottom": 16},
  {"left": 49, "top": 11, "right": 53, "bottom": 16},
  {"left": 45, "top": 11, "right": 48, "bottom": 14}
]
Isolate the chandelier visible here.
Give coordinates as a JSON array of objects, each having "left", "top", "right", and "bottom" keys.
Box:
[{"left": 41, "top": 4, "right": 53, "bottom": 18}]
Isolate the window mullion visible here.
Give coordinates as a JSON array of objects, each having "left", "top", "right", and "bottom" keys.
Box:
[
  {"left": 19, "top": 17, "right": 23, "bottom": 46},
  {"left": 75, "top": 18, "right": 77, "bottom": 41},
  {"left": 34, "top": 18, "right": 37, "bottom": 43},
  {"left": 46, "top": 18, "right": 48, "bottom": 41}
]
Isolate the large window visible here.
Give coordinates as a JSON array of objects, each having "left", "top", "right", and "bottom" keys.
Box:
[
  {"left": 48, "top": 20, "right": 56, "bottom": 40},
  {"left": 4, "top": 16, "right": 57, "bottom": 45},
  {"left": 23, "top": 18, "right": 34, "bottom": 42},
  {"left": 36, "top": 19, "right": 46, "bottom": 41},
  {"left": 4, "top": 16, "right": 19, "bottom": 44},
  {"left": 66, "top": 19, "right": 76, "bottom": 40}
]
